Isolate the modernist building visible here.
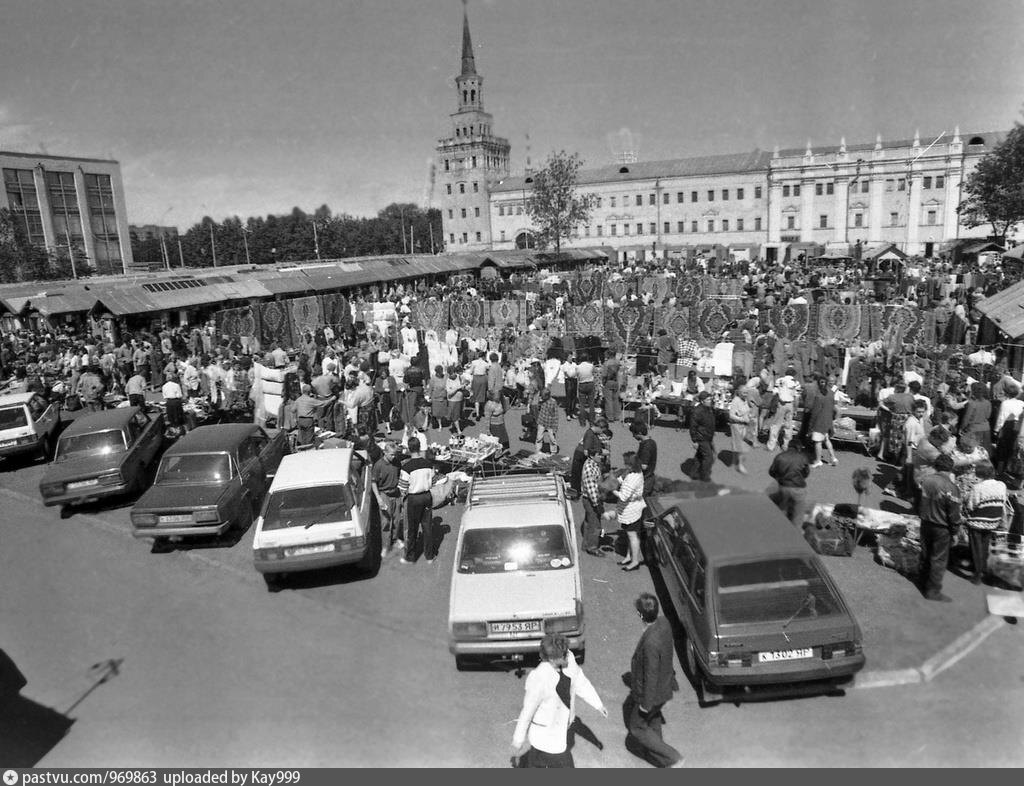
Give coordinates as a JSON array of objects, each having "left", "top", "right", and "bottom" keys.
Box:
[
  {"left": 435, "top": 6, "right": 510, "bottom": 251},
  {"left": 1, "top": 150, "right": 134, "bottom": 275}
]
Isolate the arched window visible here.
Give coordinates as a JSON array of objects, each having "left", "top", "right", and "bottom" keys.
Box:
[
  {"left": 463, "top": 90, "right": 468, "bottom": 103},
  {"left": 619, "top": 166, "right": 630, "bottom": 174},
  {"left": 515, "top": 231, "right": 537, "bottom": 249},
  {"left": 968, "top": 136, "right": 985, "bottom": 146},
  {"left": 471, "top": 90, "right": 476, "bottom": 102}
]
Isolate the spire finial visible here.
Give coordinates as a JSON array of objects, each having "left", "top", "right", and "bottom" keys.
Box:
[
  {"left": 461, "top": 1, "right": 477, "bottom": 76},
  {"left": 913, "top": 129, "right": 921, "bottom": 147},
  {"left": 805, "top": 139, "right": 812, "bottom": 157},
  {"left": 839, "top": 136, "right": 847, "bottom": 154},
  {"left": 953, "top": 125, "right": 961, "bottom": 144},
  {"left": 875, "top": 133, "right": 882, "bottom": 150}
]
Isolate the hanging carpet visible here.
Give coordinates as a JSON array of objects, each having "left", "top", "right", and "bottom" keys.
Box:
[
  {"left": 566, "top": 301, "right": 606, "bottom": 337},
  {"left": 449, "top": 298, "right": 484, "bottom": 329},
  {"left": 655, "top": 306, "right": 692, "bottom": 341},
  {"left": 766, "top": 304, "right": 811, "bottom": 341},
  {"left": 411, "top": 298, "right": 450, "bottom": 333},
  {"left": 259, "top": 300, "right": 294, "bottom": 349},
  {"left": 674, "top": 275, "right": 708, "bottom": 306},
  {"left": 487, "top": 299, "right": 527, "bottom": 330},
  {"left": 288, "top": 296, "right": 323, "bottom": 343},
  {"left": 882, "top": 305, "right": 926, "bottom": 344},
  {"left": 638, "top": 276, "right": 671, "bottom": 304},
  {"left": 321, "top": 293, "right": 351, "bottom": 332},
  {"left": 693, "top": 299, "right": 740, "bottom": 342},
  {"left": 816, "top": 304, "right": 861, "bottom": 343}
]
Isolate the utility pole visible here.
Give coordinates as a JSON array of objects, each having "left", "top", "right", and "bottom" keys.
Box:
[
  {"left": 177, "top": 237, "right": 185, "bottom": 268},
  {"left": 241, "top": 226, "right": 252, "bottom": 266},
  {"left": 209, "top": 222, "right": 218, "bottom": 267},
  {"left": 312, "top": 220, "right": 321, "bottom": 262},
  {"left": 160, "top": 232, "right": 170, "bottom": 270}
]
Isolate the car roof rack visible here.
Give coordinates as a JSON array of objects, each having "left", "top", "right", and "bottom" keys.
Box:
[{"left": 467, "top": 473, "right": 563, "bottom": 507}]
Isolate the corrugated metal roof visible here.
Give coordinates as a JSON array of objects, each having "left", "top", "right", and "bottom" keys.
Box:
[
  {"left": 30, "top": 290, "right": 98, "bottom": 316},
  {"left": 977, "top": 279, "right": 1024, "bottom": 339},
  {"left": 1003, "top": 245, "right": 1024, "bottom": 261},
  {"left": 0, "top": 295, "right": 31, "bottom": 314},
  {"left": 861, "top": 243, "right": 907, "bottom": 261},
  {"left": 93, "top": 287, "right": 159, "bottom": 316}
]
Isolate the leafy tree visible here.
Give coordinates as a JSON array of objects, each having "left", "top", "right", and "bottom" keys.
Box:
[
  {"left": 957, "top": 122, "right": 1024, "bottom": 244},
  {"left": 0, "top": 208, "right": 73, "bottom": 282},
  {"left": 525, "top": 150, "right": 598, "bottom": 256}
]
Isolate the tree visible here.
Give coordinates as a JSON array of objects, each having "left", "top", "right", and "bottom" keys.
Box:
[
  {"left": 0, "top": 208, "right": 73, "bottom": 283},
  {"left": 525, "top": 150, "right": 598, "bottom": 257},
  {"left": 957, "top": 122, "right": 1024, "bottom": 244}
]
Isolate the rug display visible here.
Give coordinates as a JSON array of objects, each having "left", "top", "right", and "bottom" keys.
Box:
[
  {"left": 259, "top": 300, "right": 293, "bottom": 349},
  {"left": 288, "top": 296, "right": 323, "bottom": 342}
]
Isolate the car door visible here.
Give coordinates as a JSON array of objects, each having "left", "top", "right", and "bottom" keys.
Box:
[
  {"left": 255, "top": 428, "right": 286, "bottom": 479},
  {"left": 29, "top": 395, "right": 54, "bottom": 441},
  {"left": 671, "top": 524, "right": 704, "bottom": 637},
  {"left": 236, "top": 438, "right": 267, "bottom": 506},
  {"left": 131, "top": 410, "right": 161, "bottom": 468},
  {"left": 688, "top": 558, "right": 712, "bottom": 664},
  {"left": 120, "top": 419, "right": 142, "bottom": 483},
  {"left": 650, "top": 508, "right": 687, "bottom": 617}
]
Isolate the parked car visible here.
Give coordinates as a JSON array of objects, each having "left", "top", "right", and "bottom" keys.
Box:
[
  {"left": 252, "top": 447, "right": 379, "bottom": 589},
  {"left": 448, "top": 474, "right": 584, "bottom": 670},
  {"left": 645, "top": 493, "right": 865, "bottom": 705},
  {"left": 39, "top": 407, "right": 164, "bottom": 510},
  {"left": 0, "top": 392, "right": 61, "bottom": 463},
  {"left": 130, "top": 423, "right": 288, "bottom": 543}
]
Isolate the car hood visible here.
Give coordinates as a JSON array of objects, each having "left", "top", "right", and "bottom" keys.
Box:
[
  {"left": 134, "top": 483, "right": 229, "bottom": 512},
  {"left": 449, "top": 569, "right": 578, "bottom": 623},
  {"left": 43, "top": 454, "right": 123, "bottom": 483}
]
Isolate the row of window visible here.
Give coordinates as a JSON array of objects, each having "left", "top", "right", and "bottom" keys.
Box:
[
  {"left": 779, "top": 175, "right": 946, "bottom": 198},
  {"left": 443, "top": 153, "right": 505, "bottom": 171},
  {"left": 449, "top": 232, "right": 483, "bottom": 244},
  {"left": 448, "top": 207, "right": 482, "bottom": 219},
  {"left": 779, "top": 209, "right": 942, "bottom": 230},
  {"left": 569, "top": 217, "right": 765, "bottom": 237},
  {"left": 3, "top": 168, "right": 121, "bottom": 264},
  {"left": 445, "top": 181, "right": 481, "bottom": 195}
]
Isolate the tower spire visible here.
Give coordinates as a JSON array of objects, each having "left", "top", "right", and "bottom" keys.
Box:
[{"left": 461, "top": 0, "right": 477, "bottom": 76}]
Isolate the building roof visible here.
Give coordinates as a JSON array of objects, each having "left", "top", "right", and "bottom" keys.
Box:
[
  {"left": 30, "top": 290, "right": 99, "bottom": 316},
  {"left": 775, "top": 130, "right": 1007, "bottom": 159},
  {"left": 0, "top": 150, "right": 120, "bottom": 165},
  {"left": 1003, "top": 244, "right": 1024, "bottom": 262},
  {"left": 861, "top": 243, "right": 908, "bottom": 262},
  {"left": 492, "top": 151, "right": 772, "bottom": 193},
  {"left": 460, "top": 7, "right": 476, "bottom": 76},
  {"left": 976, "top": 279, "right": 1024, "bottom": 340}
]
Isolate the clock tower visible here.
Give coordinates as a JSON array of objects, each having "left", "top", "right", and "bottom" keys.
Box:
[{"left": 436, "top": 2, "right": 510, "bottom": 250}]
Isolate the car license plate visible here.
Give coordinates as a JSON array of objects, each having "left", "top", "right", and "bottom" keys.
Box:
[
  {"left": 758, "top": 648, "right": 813, "bottom": 663},
  {"left": 158, "top": 514, "right": 193, "bottom": 524},
  {"left": 66, "top": 479, "right": 100, "bottom": 490},
  {"left": 0, "top": 439, "right": 17, "bottom": 448},
  {"left": 489, "top": 620, "right": 541, "bottom": 635},
  {"left": 285, "top": 543, "right": 334, "bottom": 557}
]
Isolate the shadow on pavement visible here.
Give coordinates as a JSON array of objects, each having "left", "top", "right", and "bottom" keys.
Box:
[{"left": 0, "top": 649, "right": 74, "bottom": 767}]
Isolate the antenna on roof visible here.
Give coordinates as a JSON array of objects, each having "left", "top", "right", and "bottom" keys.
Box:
[
  {"left": 524, "top": 131, "right": 532, "bottom": 175},
  {"left": 607, "top": 127, "right": 639, "bottom": 165}
]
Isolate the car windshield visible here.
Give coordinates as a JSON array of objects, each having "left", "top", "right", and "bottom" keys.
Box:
[
  {"left": 0, "top": 405, "right": 29, "bottom": 430},
  {"left": 261, "top": 484, "right": 354, "bottom": 531},
  {"left": 716, "top": 557, "right": 844, "bottom": 625},
  {"left": 55, "top": 429, "right": 126, "bottom": 461},
  {"left": 157, "top": 453, "right": 232, "bottom": 485},
  {"left": 458, "top": 525, "right": 572, "bottom": 574}
]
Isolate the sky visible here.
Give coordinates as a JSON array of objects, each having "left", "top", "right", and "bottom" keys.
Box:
[{"left": 2, "top": 0, "right": 1022, "bottom": 229}]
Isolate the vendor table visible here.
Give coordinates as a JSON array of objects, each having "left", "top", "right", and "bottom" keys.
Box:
[{"left": 809, "top": 502, "right": 920, "bottom": 548}]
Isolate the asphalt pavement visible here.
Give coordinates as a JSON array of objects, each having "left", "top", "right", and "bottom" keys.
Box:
[{"left": 1, "top": 403, "right": 1022, "bottom": 767}]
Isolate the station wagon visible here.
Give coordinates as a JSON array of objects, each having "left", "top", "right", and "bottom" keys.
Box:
[{"left": 0, "top": 392, "right": 61, "bottom": 462}]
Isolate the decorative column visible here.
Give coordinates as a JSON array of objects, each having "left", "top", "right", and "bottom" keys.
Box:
[
  {"left": 73, "top": 167, "right": 97, "bottom": 271},
  {"left": 868, "top": 176, "right": 884, "bottom": 243},
  {"left": 906, "top": 173, "right": 922, "bottom": 254},
  {"left": 800, "top": 177, "right": 815, "bottom": 241},
  {"left": 32, "top": 165, "right": 58, "bottom": 253},
  {"left": 768, "top": 179, "right": 782, "bottom": 243},
  {"left": 834, "top": 177, "right": 850, "bottom": 243}
]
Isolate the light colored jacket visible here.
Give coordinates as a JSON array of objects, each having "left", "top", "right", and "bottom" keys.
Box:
[{"left": 512, "top": 652, "right": 603, "bottom": 754}]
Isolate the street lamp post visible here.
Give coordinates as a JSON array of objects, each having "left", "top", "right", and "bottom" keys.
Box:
[
  {"left": 312, "top": 219, "right": 322, "bottom": 262},
  {"left": 240, "top": 225, "right": 252, "bottom": 266}
]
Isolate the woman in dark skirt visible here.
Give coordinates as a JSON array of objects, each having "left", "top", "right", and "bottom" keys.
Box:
[
  {"left": 427, "top": 365, "right": 449, "bottom": 430},
  {"left": 484, "top": 388, "right": 510, "bottom": 452}
]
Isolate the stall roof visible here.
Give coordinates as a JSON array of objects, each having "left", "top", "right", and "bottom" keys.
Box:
[
  {"left": 861, "top": 243, "right": 908, "bottom": 262},
  {"left": 93, "top": 287, "right": 159, "bottom": 316},
  {"left": 976, "top": 279, "right": 1024, "bottom": 339},
  {"left": 1002, "top": 244, "right": 1024, "bottom": 262},
  {"left": 30, "top": 290, "right": 99, "bottom": 316},
  {"left": 0, "top": 295, "right": 31, "bottom": 314}
]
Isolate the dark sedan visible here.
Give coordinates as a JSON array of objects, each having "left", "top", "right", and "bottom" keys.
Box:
[
  {"left": 39, "top": 407, "right": 164, "bottom": 510},
  {"left": 645, "top": 493, "right": 865, "bottom": 705},
  {"left": 130, "top": 423, "right": 288, "bottom": 542}
]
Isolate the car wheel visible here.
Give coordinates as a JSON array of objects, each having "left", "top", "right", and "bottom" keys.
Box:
[
  {"left": 59, "top": 505, "right": 72, "bottom": 520},
  {"left": 357, "top": 498, "right": 383, "bottom": 577},
  {"left": 455, "top": 655, "right": 475, "bottom": 671},
  {"left": 151, "top": 537, "right": 171, "bottom": 553}
]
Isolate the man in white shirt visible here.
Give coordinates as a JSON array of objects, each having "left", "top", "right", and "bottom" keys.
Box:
[
  {"left": 575, "top": 356, "right": 597, "bottom": 427},
  {"left": 994, "top": 385, "right": 1024, "bottom": 434},
  {"left": 561, "top": 356, "right": 578, "bottom": 419},
  {"left": 388, "top": 349, "right": 410, "bottom": 390},
  {"left": 767, "top": 367, "right": 801, "bottom": 451},
  {"left": 162, "top": 372, "right": 185, "bottom": 430}
]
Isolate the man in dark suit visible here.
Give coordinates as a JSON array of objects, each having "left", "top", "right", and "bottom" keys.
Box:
[{"left": 628, "top": 593, "right": 685, "bottom": 767}]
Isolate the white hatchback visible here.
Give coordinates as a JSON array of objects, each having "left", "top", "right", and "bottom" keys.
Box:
[
  {"left": 252, "top": 448, "right": 378, "bottom": 589},
  {"left": 447, "top": 474, "right": 585, "bottom": 669}
]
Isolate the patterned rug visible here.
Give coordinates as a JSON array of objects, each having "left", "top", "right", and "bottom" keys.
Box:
[
  {"left": 816, "top": 304, "right": 861, "bottom": 343},
  {"left": 411, "top": 298, "right": 450, "bottom": 333},
  {"left": 674, "top": 275, "right": 708, "bottom": 305},
  {"left": 766, "top": 304, "right": 810, "bottom": 341},
  {"left": 656, "top": 306, "right": 692, "bottom": 340},
  {"left": 882, "top": 305, "right": 926, "bottom": 343},
  {"left": 571, "top": 271, "right": 606, "bottom": 304},
  {"left": 861, "top": 304, "right": 884, "bottom": 341},
  {"left": 449, "top": 298, "right": 484, "bottom": 329},
  {"left": 487, "top": 299, "right": 527, "bottom": 330},
  {"left": 638, "top": 276, "right": 671, "bottom": 304},
  {"left": 606, "top": 304, "right": 654, "bottom": 349},
  {"left": 693, "top": 299, "right": 739, "bottom": 342},
  {"left": 321, "top": 293, "right": 350, "bottom": 332},
  {"left": 214, "top": 308, "right": 242, "bottom": 339},
  {"left": 236, "top": 304, "right": 260, "bottom": 338},
  {"left": 566, "top": 301, "right": 605, "bottom": 337},
  {"left": 259, "top": 300, "right": 294, "bottom": 349},
  {"left": 288, "top": 296, "right": 323, "bottom": 343},
  {"left": 604, "top": 279, "right": 631, "bottom": 302}
]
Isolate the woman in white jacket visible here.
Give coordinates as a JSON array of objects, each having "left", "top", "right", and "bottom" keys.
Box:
[{"left": 511, "top": 634, "right": 608, "bottom": 768}]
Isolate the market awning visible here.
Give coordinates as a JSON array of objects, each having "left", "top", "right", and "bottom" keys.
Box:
[
  {"left": 976, "top": 279, "right": 1024, "bottom": 340},
  {"left": 1002, "top": 244, "right": 1024, "bottom": 262},
  {"left": 861, "top": 243, "right": 908, "bottom": 262},
  {"left": 30, "top": 290, "right": 99, "bottom": 316},
  {"left": 0, "top": 295, "right": 31, "bottom": 314}
]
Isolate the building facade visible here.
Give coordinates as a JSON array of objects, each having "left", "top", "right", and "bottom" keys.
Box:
[
  {"left": 1, "top": 151, "right": 134, "bottom": 275},
  {"left": 489, "top": 130, "right": 1004, "bottom": 262},
  {"left": 435, "top": 7, "right": 510, "bottom": 252}
]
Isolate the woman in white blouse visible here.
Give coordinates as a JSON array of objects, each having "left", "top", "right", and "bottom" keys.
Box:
[
  {"left": 615, "top": 451, "right": 647, "bottom": 571},
  {"left": 511, "top": 634, "right": 607, "bottom": 768}
]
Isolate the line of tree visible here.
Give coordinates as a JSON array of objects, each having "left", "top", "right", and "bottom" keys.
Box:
[
  {"left": 132, "top": 203, "right": 443, "bottom": 270},
  {"left": 957, "top": 117, "right": 1024, "bottom": 244}
]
